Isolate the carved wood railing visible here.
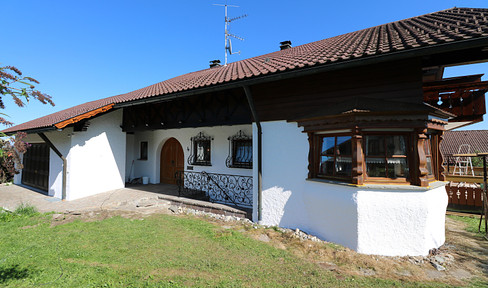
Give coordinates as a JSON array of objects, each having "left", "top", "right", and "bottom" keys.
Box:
[{"left": 446, "top": 183, "right": 484, "bottom": 208}]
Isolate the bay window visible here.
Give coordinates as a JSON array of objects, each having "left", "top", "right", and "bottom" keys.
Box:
[
  {"left": 296, "top": 97, "right": 450, "bottom": 187},
  {"left": 318, "top": 136, "right": 352, "bottom": 179},
  {"left": 308, "top": 129, "right": 443, "bottom": 186},
  {"left": 364, "top": 135, "right": 409, "bottom": 181}
]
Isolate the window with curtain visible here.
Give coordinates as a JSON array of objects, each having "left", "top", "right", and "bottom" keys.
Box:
[{"left": 364, "top": 135, "right": 409, "bottom": 180}]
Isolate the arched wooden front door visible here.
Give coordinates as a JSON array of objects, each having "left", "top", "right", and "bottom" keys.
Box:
[{"left": 160, "top": 138, "right": 184, "bottom": 184}]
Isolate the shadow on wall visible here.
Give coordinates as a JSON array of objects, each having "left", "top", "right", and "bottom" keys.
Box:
[{"left": 68, "top": 129, "right": 125, "bottom": 198}]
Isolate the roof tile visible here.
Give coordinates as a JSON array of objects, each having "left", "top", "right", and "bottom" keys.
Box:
[
  {"left": 441, "top": 130, "right": 488, "bottom": 156},
  {"left": 5, "top": 7, "right": 488, "bottom": 133}
]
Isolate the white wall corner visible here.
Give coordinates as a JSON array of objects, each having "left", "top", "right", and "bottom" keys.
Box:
[{"left": 356, "top": 186, "right": 448, "bottom": 256}]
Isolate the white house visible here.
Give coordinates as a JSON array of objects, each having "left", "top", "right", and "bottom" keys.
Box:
[{"left": 5, "top": 7, "right": 488, "bottom": 256}]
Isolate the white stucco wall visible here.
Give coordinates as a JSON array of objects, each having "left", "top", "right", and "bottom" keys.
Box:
[
  {"left": 17, "top": 110, "right": 126, "bottom": 200},
  {"left": 67, "top": 109, "right": 126, "bottom": 200},
  {"left": 258, "top": 120, "right": 448, "bottom": 256},
  {"left": 125, "top": 125, "right": 253, "bottom": 183},
  {"left": 356, "top": 185, "right": 447, "bottom": 256}
]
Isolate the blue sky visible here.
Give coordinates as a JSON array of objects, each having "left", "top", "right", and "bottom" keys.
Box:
[{"left": 3, "top": 0, "right": 488, "bottom": 130}]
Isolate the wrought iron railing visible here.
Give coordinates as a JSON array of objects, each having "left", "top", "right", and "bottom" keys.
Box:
[{"left": 175, "top": 170, "right": 252, "bottom": 208}]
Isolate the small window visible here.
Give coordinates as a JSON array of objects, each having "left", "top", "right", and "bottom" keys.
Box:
[
  {"left": 318, "top": 135, "right": 352, "bottom": 179},
  {"left": 188, "top": 132, "right": 212, "bottom": 166},
  {"left": 140, "top": 141, "right": 148, "bottom": 160},
  {"left": 226, "top": 130, "right": 252, "bottom": 169},
  {"left": 364, "top": 135, "right": 408, "bottom": 180}
]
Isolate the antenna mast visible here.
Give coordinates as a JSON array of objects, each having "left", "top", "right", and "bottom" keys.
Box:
[{"left": 213, "top": 1, "right": 247, "bottom": 66}]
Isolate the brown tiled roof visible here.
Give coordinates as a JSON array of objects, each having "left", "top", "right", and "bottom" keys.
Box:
[
  {"left": 4, "top": 7, "right": 488, "bottom": 133},
  {"left": 441, "top": 130, "right": 488, "bottom": 156}
]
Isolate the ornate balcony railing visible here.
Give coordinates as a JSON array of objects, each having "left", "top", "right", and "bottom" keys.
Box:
[
  {"left": 423, "top": 75, "right": 488, "bottom": 123},
  {"left": 175, "top": 171, "right": 253, "bottom": 208}
]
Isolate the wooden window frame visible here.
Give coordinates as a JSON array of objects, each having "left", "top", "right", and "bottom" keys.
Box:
[
  {"left": 309, "top": 129, "right": 441, "bottom": 186},
  {"left": 362, "top": 133, "right": 411, "bottom": 184},
  {"left": 313, "top": 133, "right": 353, "bottom": 182}
]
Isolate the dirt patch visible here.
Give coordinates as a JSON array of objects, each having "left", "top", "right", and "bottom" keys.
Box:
[
  {"left": 50, "top": 204, "right": 488, "bottom": 287},
  {"left": 203, "top": 214, "right": 488, "bottom": 286}
]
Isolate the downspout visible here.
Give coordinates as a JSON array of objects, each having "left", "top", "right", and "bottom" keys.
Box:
[
  {"left": 38, "top": 133, "right": 67, "bottom": 200},
  {"left": 243, "top": 86, "right": 263, "bottom": 222}
]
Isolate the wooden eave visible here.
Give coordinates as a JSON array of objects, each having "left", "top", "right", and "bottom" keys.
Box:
[
  {"left": 296, "top": 112, "right": 447, "bottom": 133},
  {"left": 54, "top": 104, "right": 115, "bottom": 129}
]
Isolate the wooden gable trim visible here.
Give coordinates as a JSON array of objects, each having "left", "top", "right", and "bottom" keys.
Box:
[{"left": 54, "top": 104, "right": 114, "bottom": 129}]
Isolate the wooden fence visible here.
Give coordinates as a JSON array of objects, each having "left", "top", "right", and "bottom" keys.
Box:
[{"left": 445, "top": 183, "right": 484, "bottom": 209}]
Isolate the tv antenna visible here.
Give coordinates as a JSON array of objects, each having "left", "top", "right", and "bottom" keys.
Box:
[{"left": 213, "top": 2, "right": 247, "bottom": 66}]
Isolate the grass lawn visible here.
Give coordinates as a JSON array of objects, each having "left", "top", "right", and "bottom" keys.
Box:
[{"left": 0, "top": 209, "right": 471, "bottom": 287}]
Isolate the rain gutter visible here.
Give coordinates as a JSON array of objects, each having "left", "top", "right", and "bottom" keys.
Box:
[{"left": 243, "top": 85, "right": 263, "bottom": 222}]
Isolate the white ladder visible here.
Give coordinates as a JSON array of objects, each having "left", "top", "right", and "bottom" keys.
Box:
[{"left": 453, "top": 144, "right": 474, "bottom": 176}]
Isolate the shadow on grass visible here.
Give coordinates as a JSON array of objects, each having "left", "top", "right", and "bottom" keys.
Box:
[
  {"left": 447, "top": 225, "right": 488, "bottom": 279},
  {"left": 0, "top": 264, "right": 30, "bottom": 283}
]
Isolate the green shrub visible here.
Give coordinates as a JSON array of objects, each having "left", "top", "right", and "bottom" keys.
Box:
[
  {"left": 13, "top": 203, "right": 38, "bottom": 217},
  {"left": 0, "top": 204, "right": 38, "bottom": 222}
]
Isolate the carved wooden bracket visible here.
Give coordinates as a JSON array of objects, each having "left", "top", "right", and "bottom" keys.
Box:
[
  {"left": 437, "top": 131, "right": 446, "bottom": 181},
  {"left": 416, "top": 128, "right": 430, "bottom": 187},
  {"left": 351, "top": 128, "right": 364, "bottom": 185},
  {"left": 307, "top": 132, "right": 315, "bottom": 179}
]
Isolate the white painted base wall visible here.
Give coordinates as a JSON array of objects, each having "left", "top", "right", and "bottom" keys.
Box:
[
  {"left": 17, "top": 110, "right": 126, "bottom": 200},
  {"left": 257, "top": 121, "right": 448, "bottom": 256},
  {"left": 356, "top": 186, "right": 447, "bottom": 256}
]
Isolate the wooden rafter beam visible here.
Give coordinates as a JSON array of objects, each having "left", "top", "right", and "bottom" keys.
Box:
[
  {"left": 423, "top": 81, "right": 488, "bottom": 93},
  {"left": 55, "top": 104, "right": 114, "bottom": 129}
]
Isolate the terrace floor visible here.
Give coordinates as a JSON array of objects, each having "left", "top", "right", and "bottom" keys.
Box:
[{"left": 0, "top": 183, "right": 251, "bottom": 219}]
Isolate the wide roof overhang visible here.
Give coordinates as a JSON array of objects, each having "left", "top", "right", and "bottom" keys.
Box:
[{"left": 4, "top": 7, "right": 488, "bottom": 135}]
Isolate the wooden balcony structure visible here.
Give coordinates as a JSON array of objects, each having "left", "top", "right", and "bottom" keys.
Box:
[{"left": 424, "top": 75, "right": 488, "bottom": 129}]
